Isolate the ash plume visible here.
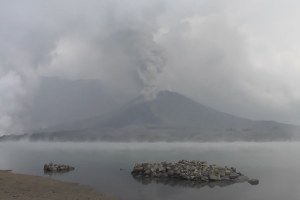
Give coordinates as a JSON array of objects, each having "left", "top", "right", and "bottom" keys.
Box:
[
  {"left": 1, "top": 0, "right": 300, "bottom": 135},
  {"left": 117, "top": 29, "right": 166, "bottom": 100}
]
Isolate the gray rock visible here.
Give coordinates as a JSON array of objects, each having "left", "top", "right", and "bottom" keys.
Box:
[
  {"left": 144, "top": 170, "right": 151, "bottom": 175},
  {"left": 132, "top": 167, "right": 143, "bottom": 173},
  {"left": 229, "top": 172, "right": 239, "bottom": 179},
  {"left": 248, "top": 179, "right": 259, "bottom": 185},
  {"left": 44, "top": 163, "right": 75, "bottom": 173},
  {"left": 131, "top": 160, "right": 258, "bottom": 186},
  {"left": 209, "top": 174, "right": 221, "bottom": 181},
  {"left": 167, "top": 170, "right": 174, "bottom": 176},
  {"left": 201, "top": 176, "right": 209, "bottom": 181},
  {"left": 231, "top": 167, "right": 236, "bottom": 172}
]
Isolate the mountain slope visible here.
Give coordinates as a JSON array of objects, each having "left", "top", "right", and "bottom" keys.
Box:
[
  {"left": 46, "top": 90, "right": 253, "bottom": 131},
  {"left": 2, "top": 91, "right": 300, "bottom": 142},
  {"left": 96, "top": 91, "right": 252, "bottom": 129}
]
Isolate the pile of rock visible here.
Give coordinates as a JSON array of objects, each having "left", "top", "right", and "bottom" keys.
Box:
[
  {"left": 132, "top": 160, "right": 258, "bottom": 185},
  {"left": 43, "top": 163, "right": 75, "bottom": 173}
]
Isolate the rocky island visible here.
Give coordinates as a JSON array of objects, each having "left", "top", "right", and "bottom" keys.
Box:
[
  {"left": 44, "top": 162, "right": 75, "bottom": 173},
  {"left": 132, "top": 160, "right": 259, "bottom": 187}
]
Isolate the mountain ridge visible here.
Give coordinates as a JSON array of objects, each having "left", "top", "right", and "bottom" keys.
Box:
[{"left": 1, "top": 90, "right": 300, "bottom": 142}]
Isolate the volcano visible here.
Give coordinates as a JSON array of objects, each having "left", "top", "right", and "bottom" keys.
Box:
[{"left": 2, "top": 91, "right": 300, "bottom": 142}]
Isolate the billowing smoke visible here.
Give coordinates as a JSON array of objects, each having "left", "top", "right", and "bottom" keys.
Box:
[
  {"left": 111, "top": 29, "right": 166, "bottom": 100},
  {"left": 133, "top": 31, "right": 165, "bottom": 100},
  {"left": 0, "top": 0, "right": 166, "bottom": 134},
  {"left": 0, "top": 70, "right": 38, "bottom": 134},
  {"left": 2, "top": 0, "right": 300, "bottom": 134},
  {"left": 0, "top": 72, "right": 25, "bottom": 134}
]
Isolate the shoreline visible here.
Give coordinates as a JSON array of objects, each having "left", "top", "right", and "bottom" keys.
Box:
[{"left": 0, "top": 170, "right": 114, "bottom": 200}]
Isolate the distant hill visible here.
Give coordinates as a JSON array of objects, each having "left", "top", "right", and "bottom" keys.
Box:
[
  {"left": 2, "top": 91, "right": 300, "bottom": 142},
  {"left": 25, "top": 76, "right": 133, "bottom": 131}
]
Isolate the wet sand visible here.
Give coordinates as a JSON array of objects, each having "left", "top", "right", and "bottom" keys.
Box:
[{"left": 0, "top": 170, "right": 114, "bottom": 200}]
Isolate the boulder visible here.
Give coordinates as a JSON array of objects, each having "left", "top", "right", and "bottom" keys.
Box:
[
  {"left": 209, "top": 173, "right": 221, "bottom": 181},
  {"left": 229, "top": 172, "right": 239, "bottom": 179},
  {"left": 248, "top": 179, "right": 259, "bottom": 185}
]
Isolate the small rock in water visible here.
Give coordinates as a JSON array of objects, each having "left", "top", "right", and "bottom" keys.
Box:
[
  {"left": 248, "top": 179, "right": 259, "bottom": 185},
  {"left": 43, "top": 163, "right": 75, "bottom": 173}
]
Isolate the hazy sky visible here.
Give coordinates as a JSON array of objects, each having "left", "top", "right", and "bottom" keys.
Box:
[{"left": 1, "top": 0, "right": 300, "bottom": 134}]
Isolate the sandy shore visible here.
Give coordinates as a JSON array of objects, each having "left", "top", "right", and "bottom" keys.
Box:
[{"left": 0, "top": 170, "right": 114, "bottom": 200}]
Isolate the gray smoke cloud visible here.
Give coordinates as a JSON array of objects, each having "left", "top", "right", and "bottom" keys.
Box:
[
  {"left": 112, "top": 28, "right": 166, "bottom": 100},
  {"left": 0, "top": 0, "right": 167, "bottom": 133},
  {"left": 1, "top": 0, "right": 300, "bottom": 134},
  {"left": 156, "top": 0, "right": 300, "bottom": 124}
]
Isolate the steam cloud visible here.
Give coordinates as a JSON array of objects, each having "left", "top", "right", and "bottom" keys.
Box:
[
  {"left": 1, "top": 0, "right": 300, "bottom": 134},
  {"left": 122, "top": 29, "right": 166, "bottom": 100},
  {"left": 0, "top": 0, "right": 166, "bottom": 133}
]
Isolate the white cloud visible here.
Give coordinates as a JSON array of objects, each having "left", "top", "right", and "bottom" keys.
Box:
[{"left": 1, "top": 0, "right": 300, "bottom": 133}]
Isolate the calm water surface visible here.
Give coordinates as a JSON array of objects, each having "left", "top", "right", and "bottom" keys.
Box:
[{"left": 0, "top": 142, "right": 299, "bottom": 200}]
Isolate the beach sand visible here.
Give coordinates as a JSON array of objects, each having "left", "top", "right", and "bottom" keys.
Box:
[{"left": 0, "top": 170, "right": 114, "bottom": 200}]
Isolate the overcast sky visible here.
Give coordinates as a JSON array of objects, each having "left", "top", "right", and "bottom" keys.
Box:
[{"left": 1, "top": 0, "right": 300, "bottom": 134}]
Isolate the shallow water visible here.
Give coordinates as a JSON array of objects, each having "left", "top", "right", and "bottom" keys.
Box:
[{"left": 0, "top": 142, "right": 299, "bottom": 200}]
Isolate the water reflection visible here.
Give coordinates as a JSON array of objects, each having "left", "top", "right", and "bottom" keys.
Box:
[
  {"left": 43, "top": 170, "right": 74, "bottom": 176},
  {"left": 132, "top": 174, "right": 257, "bottom": 188}
]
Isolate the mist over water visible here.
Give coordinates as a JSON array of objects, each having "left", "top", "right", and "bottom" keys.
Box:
[{"left": 1, "top": 141, "right": 300, "bottom": 200}]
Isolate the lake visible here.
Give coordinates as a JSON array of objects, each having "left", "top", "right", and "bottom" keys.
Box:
[{"left": 0, "top": 141, "right": 299, "bottom": 200}]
